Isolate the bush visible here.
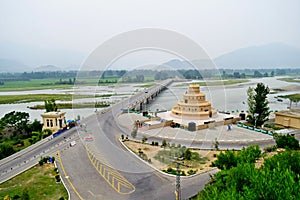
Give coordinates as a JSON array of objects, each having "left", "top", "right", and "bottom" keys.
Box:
[
  {"left": 188, "top": 169, "right": 196, "bottom": 175},
  {"left": 264, "top": 145, "right": 277, "bottom": 152},
  {"left": 55, "top": 175, "right": 61, "bottom": 182},
  {"left": 142, "top": 136, "right": 148, "bottom": 143},
  {"left": 276, "top": 134, "right": 300, "bottom": 150}
]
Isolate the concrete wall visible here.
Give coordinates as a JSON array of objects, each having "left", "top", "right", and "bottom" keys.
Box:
[{"left": 275, "top": 113, "right": 300, "bottom": 129}]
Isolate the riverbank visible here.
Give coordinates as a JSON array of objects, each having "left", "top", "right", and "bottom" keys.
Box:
[
  {"left": 0, "top": 94, "right": 93, "bottom": 104},
  {"left": 29, "top": 102, "right": 110, "bottom": 109},
  {"left": 174, "top": 79, "right": 249, "bottom": 87}
]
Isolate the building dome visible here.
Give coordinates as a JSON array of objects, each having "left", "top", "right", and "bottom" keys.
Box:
[{"left": 171, "top": 84, "right": 217, "bottom": 119}]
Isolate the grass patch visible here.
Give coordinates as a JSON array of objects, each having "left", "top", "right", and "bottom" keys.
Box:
[
  {"left": 0, "top": 78, "right": 73, "bottom": 91},
  {"left": 0, "top": 94, "right": 93, "bottom": 104},
  {"left": 175, "top": 79, "right": 249, "bottom": 87},
  {"left": 29, "top": 102, "right": 110, "bottom": 109},
  {"left": 278, "top": 93, "right": 300, "bottom": 102},
  {"left": 0, "top": 163, "right": 68, "bottom": 200},
  {"left": 278, "top": 78, "right": 300, "bottom": 83},
  {"left": 154, "top": 147, "right": 208, "bottom": 168}
]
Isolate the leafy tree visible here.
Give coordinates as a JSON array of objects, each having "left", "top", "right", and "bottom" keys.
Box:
[
  {"left": 239, "top": 145, "right": 261, "bottom": 163},
  {"left": 44, "top": 99, "right": 58, "bottom": 112},
  {"left": 275, "top": 134, "right": 300, "bottom": 150},
  {"left": 247, "top": 83, "right": 270, "bottom": 127},
  {"left": 182, "top": 148, "right": 192, "bottom": 160},
  {"left": 0, "top": 111, "right": 30, "bottom": 136},
  {"left": 212, "top": 145, "right": 261, "bottom": 170},
  {"left": 196, "top": 151, "right": 300, "bottom": 200},
  {"left": 42, "top": 129, "right": 52, "bottom": 138},
  {"left": 142, "top": 136, "right": 148, "bottom": 143},
  {"left": 212, "top": 150, "right": 238, "bottom": 170},
  {"left": 253, "top": 70, "right": 262, "bottom": 78},
  {"left": 213, "top": 138, "right": 219, "bottom": 150},
  {"left": 0, "top": 143, "right": 16, "bottom": 159},
  {"left": 161, "top": 139, "right": 167, "bottom": 148},
  {"left": 29, "top": 119, "right": 43, "bottom": 132}
]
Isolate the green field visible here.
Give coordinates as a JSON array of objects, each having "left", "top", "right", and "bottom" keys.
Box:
[
  {"left": 278, "top": 77, "right": 300, "bottom": 83},
  {"left": 0, "top": 164, "right": 68, "bottom": 200},
  {"left": 29, "top": 102, "right": 110, "bottom": 109},
  {"left": 0, "top": 94, "right": 94, "bottom": 104},
  {"left": 278, "top": 93, "right": 300, "bottom": 101},
  {"left": 175, "top": 79, "right": 249, "bottom": 87}
]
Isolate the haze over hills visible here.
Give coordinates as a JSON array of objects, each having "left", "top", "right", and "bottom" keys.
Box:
[
  {"left": 0, "top": 58, "right": 31, "bottom": 73},
  {"left": 214, "top": 43, "right": 300, "bottom": 69},
  {"left": 0, "top": 41, "right": 83, "bottom": 73},
  {"left": 1, "top": 42, "right": 300, "bottom": 73},
  {"left": 162, "top": 43, "right": 300, "bottom": 70}
]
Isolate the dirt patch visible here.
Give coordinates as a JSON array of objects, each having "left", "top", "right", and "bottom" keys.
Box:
[{"left": 123, "top": 140, "right": 219, "bottom": 175}]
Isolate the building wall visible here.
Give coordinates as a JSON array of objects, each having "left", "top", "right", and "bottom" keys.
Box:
[{"left": 275, "top": 113, "right": 300, "bottom": 129}]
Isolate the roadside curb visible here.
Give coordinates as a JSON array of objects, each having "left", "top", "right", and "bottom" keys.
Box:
[{"left": 55, "top": 161, "right": 71, "bottom": 200}]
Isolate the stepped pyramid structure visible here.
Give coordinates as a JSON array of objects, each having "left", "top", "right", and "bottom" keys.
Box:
[{"left": 171, "top": 84, "right": 217, "bottom": 119}]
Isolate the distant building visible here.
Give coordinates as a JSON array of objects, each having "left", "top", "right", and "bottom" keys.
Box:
[
  {"left": 275, "top": 110, "right": 300, "bottom": 129},
  {"left": 41, "top": 111, "right": 66, "bottom": 133}
]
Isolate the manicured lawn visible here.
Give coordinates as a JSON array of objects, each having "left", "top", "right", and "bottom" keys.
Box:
[{"left": 0, "top": 164, "right": 68, "bottom": 200}]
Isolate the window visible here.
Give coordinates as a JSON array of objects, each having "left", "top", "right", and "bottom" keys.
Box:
[
  {"left": 50, "top": 120, "right": 53, "bottom": 127},
  {"left": 46, "top": 119, "right": 49, "bottom": 127},
  {"left": 185, "top": 99, "right": 188, "bottom": 103}
]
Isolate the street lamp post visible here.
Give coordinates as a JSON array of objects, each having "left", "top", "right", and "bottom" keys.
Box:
[{"left": 254, "top": 113, "right": 259, "bottom": 128}]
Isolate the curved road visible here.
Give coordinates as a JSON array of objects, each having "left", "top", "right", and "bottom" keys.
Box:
[{"left": 1, "top": 79, "right": 276, "bottom": 199}]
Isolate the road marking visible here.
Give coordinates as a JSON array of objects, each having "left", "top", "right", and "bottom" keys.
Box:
[
  {"left": 55, "top": 151, "right": 84, "bottom": 200},
  {"left": 85, "top": 143, "right": 135, "bottom": 194},
  {"left": 116, "top": 135, "right": 167, "bottom": 183}
]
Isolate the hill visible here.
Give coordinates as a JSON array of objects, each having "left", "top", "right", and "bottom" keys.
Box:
[{"left": 214, "top": 43, "right": 300, "bottom": 69}]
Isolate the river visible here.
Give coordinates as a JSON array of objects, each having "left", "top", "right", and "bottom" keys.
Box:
[{"left": 0, "top": 77, "right": 299, "bottom": 121}]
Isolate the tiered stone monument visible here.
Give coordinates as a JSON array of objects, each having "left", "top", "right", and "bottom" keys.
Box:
[{"left": 171, "top": 84, "right": 217, "bottom": 119}]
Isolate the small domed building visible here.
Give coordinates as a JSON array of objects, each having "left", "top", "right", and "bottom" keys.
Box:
[{"left": 171, "top": 84, "right": 217, "bottom": 119}]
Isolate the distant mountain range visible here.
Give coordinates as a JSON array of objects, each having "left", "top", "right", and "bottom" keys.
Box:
[
  {"left": 214, "top": 43, "right": 300, "bottom": 68},
  {"left": 0, "top": 59, "right": 31, "bottom": 73},
  {"left": 0, "top": 42, "right": 299, "bottom": 72},
  {"left": 162, "top": 43, "right": 300, "bottom": 70},
  {"left": 0, "top": 41, "right": 83, "bottom": 73}
]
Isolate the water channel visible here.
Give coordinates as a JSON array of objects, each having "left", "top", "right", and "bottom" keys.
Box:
[{"left": 0, "top": 77, "right": 299, "bottom": 121}]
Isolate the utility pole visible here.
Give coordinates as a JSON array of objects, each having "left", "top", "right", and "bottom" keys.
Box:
[
  {"left": 175, "top": 161, "right": 181, "bottom": 200},
  {"left": 170, "top": 157, "right": 189, "bottom": 200},
  {"left": 254, "top": 113, "right": 259, "bottom": 128}
]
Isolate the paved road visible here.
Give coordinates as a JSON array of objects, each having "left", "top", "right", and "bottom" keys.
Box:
[
  {"left": 53, "top": 80, "right": 220, "bottom": 199},
  {"left": 0, "top": 79, "right": 276, "bottom": 199},
  {"left": 0, "top": 128, "right": 79, "bottom": 184},
  {"left": 56, "top": 109, "right": 218, "bottom": 200}
]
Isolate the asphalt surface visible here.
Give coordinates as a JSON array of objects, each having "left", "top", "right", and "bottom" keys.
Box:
[
  {"left": 0, "top": 128, "right": 79, "bottom": 184},
  {"left": 0, "top": 79, "right": 277, "bottom": 199}
]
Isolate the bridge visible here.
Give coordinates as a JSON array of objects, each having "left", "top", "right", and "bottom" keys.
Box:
[
  {"left": 0, "top": 78, "right": 273, "bottom": 199},
  {"left": 123, "top": 79, "right": 172, "bottom": 111}
]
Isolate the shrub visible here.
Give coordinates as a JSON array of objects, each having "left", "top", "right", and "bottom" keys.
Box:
[
  {"left": 55, "top": 175, "right": 61, "bottom": 182},
  {"left": 276, "top": 134, "right": 300, "bottom": 150}
]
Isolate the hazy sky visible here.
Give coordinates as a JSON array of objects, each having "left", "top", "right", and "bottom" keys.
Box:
[{"left": 1, "top": 0, "right": 300, "bottom": 67}]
